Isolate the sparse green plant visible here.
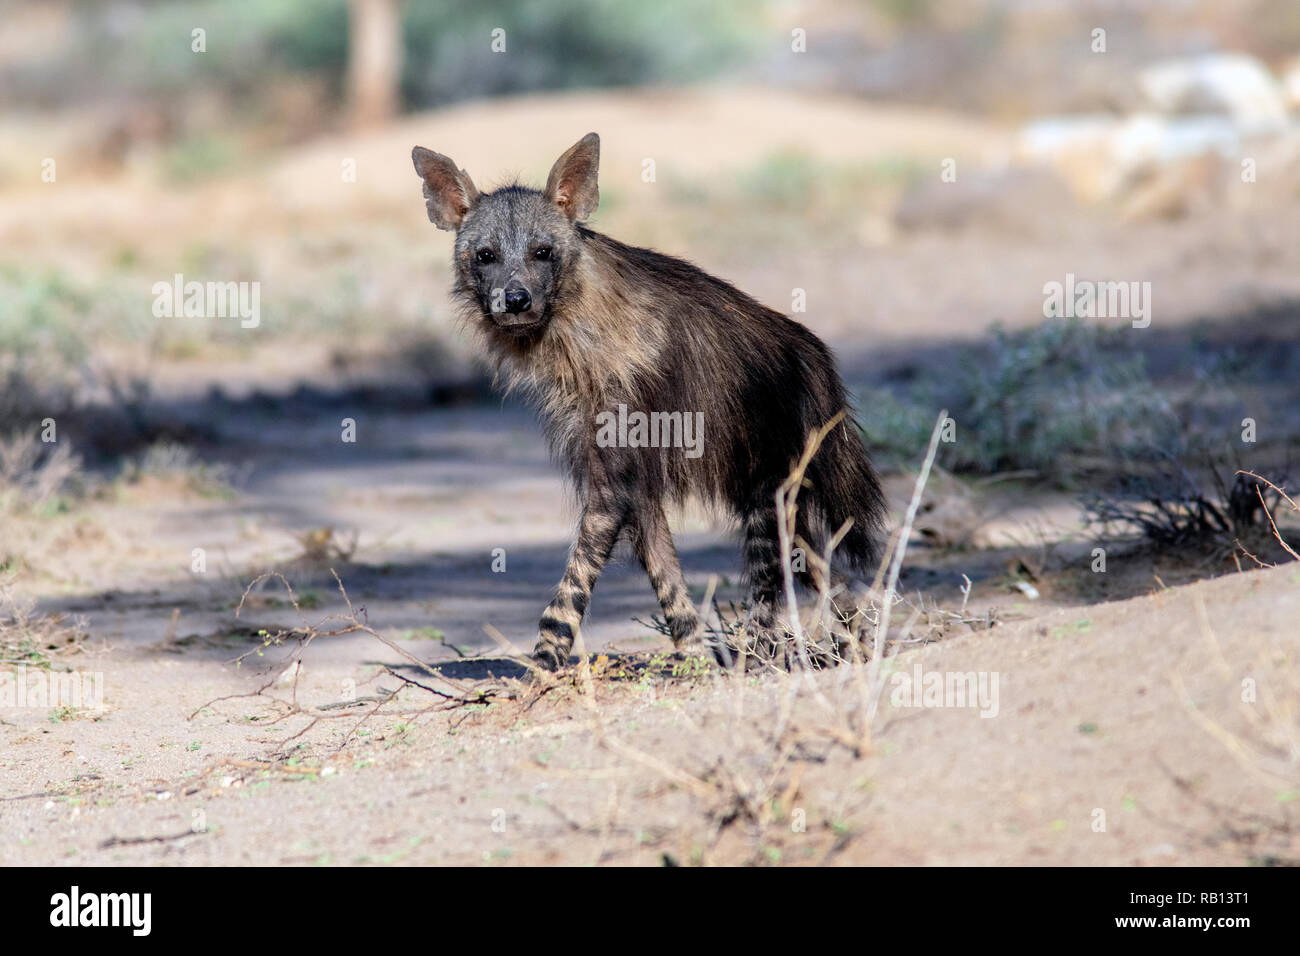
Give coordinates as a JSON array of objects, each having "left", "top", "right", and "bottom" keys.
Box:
[{"left": 859, "top": 318, "right": 1183, "bottom": 482}]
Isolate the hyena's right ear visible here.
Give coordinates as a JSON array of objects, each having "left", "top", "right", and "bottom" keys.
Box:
[
  {"left": 544, "top": 133, "right": 600, "bottom": 221},
  {"left": 411, "top": 146, "right": 479, "bottom": 231}
]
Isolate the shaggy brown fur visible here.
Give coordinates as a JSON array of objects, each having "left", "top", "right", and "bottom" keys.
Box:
[{"left": 413, "top": 133, "right": 885, "bottom": 669}]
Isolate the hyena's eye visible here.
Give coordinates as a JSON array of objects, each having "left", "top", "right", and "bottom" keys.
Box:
[
  {"left": 533, "top": 246, "right": 552, "bottom": 262},
  {"left": 476, "top": 248, "right": 496, "bottom": 265}
]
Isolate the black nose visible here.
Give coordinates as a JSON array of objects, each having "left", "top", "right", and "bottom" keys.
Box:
[{"left": 503, "top": 287, "right": 531, "bottom": 314}]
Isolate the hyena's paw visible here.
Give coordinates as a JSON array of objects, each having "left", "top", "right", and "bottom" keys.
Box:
[
  {"left": 530, "top": 635, "right": 571, "bottom": 671},
  {"left": 665, "top": 610, "right": 702, "bottom": 649}
]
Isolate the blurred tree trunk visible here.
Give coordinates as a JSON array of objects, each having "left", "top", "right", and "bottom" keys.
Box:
[{"left": 348, "top": 0, "right": 403, "bottom": 129}]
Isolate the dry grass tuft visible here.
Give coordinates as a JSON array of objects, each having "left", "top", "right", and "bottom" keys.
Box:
[
  {"left": 0, "top": 432, "right": 82, "bottom": 516},
  {"left": 193, "top": 570, "right": 496, "bottom": 757},
  {"left": 1085, "top": 461, "right": 1294, "bottom": 564},
  {"left": 0, "top": 572, "right": 88, "bottom": 666},
  {"left": 118, "top": 441, "right": 232, "bottom": 499},
  {"left": 289, "top": 527, "right": 359, "bottom": 566}
]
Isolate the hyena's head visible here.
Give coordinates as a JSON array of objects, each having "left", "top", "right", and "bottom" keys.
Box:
[{"left": 411, "top": 133, "right": 600, "bottom": 338}]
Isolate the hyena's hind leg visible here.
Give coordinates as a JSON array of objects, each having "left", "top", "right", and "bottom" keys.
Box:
[
  {"left": 739, "top": 492, "right": 825, "bottom": 647},
  {"left": 532, "top": 501, "right": 626, "bottom": 670},
  {"left": 741, "top": 505, "right": 782, "bottom": 632},
  {"left": 628, "top": 502, "right": 700, "bottom": 650}
]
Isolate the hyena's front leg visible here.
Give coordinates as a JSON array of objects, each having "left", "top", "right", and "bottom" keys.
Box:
[
  {"left": 628, "top": 502, "right": 700, "bottom": 649},
  {"left": 532, "top": 501, "right": 626, "bottom": 670}
]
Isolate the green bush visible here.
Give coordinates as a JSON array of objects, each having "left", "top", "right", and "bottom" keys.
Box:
[
  {"left": 400, "top": 0, "right": 757, "bottom": 107},
  {"left": 858, "top": 319, "right": 1184, "bottom": 481}
]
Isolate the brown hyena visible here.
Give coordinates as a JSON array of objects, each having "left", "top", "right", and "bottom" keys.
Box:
[{"left": 412, "top": 133, "right": 885, "bottom": 669}]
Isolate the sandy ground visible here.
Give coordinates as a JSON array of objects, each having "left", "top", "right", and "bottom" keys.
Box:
[
  {"left": 2, "top": 559, "right": 1297, "bottom": 866},
  {"left": 1, "top": 397, "right": 1297, "bottom": 866}
]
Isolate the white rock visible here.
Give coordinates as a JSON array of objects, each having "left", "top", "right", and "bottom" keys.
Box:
[
  {"left": 1017, "top": 113, "right": 1239, "bottom": 202},
  {"left": 1013, "top": 580, "right": 1040, "bottom": 600},
  {"left": 1111, "top": 113, "right": 1240, "bottom": 167},
  {"left": 1017, "top": 115, "right": 1119, "bottom": 161},
  {"left": 1139, "top": 53, "right": 1288, "bottom": 135}
]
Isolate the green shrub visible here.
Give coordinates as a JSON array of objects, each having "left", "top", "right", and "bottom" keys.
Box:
[{"left": 858, "top": 319, "right": 1183, "bottom": 481}]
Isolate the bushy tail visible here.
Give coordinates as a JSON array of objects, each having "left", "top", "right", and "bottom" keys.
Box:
[{"left": 808, "top": 416, "right": 887, "bottom": 576}]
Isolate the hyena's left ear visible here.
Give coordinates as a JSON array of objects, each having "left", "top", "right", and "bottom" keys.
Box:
[
  {"left": 412, "top": 146, "right": 479, "bottom": 231},
  {"left": 544, "top": 133, "right": 600, "bottom": 221}
]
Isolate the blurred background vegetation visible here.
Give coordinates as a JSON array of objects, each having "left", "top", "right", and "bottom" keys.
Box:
[
  {"left": 6, "top": 0, "right": 1300, "bottom": 162},
  {"left": 3, "top": 0, "right": 758, "bottom": 148},
  {"left": 2, "top": 0, "right": 1299, "bottom": 556}
]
